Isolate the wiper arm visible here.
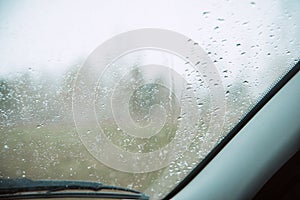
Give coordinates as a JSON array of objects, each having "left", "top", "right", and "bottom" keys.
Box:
[{"left": 0, "top": 178, "right": 149, "bottom": 200}]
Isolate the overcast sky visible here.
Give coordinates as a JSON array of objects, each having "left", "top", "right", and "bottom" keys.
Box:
[{"left": 0, "top": 0, "right": 298, "bottom": 87}]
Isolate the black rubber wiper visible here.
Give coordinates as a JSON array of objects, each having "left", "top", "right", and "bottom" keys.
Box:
[{"left": 0, "top": 178, "right": 149, "bottom": 199}]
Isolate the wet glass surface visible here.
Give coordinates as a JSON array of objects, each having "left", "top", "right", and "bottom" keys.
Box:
[{"left": 0, "top": 0, "right": 299, "bottom": 199}]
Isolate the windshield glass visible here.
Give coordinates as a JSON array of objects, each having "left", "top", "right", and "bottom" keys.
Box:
[{"left": 0, "top": 0, "right": 299, "bottom": 199}]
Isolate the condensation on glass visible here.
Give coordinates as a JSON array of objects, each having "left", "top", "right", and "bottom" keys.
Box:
[{"left": 0, "top": 0, "right": 299, "bottom": 199}]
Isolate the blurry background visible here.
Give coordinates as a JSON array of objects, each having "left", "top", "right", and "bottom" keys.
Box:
[{"left": 0, "top": 0, "right": 299, "bottom": 199}]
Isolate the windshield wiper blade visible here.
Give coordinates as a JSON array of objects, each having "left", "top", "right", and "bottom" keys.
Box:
[{"left": 0, "top": 178, "right": 149, "bottom": 200}]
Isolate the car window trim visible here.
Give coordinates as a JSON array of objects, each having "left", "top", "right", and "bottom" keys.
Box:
[{"left": 163, "top": 60, "right": 300, "bottom": 200}]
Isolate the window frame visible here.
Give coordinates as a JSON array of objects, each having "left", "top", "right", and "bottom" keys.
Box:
[{"left": 164, "top": 61, "right": 300, "bottom": 200}]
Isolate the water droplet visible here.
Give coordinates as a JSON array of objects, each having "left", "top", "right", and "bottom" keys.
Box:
[
  {"left": 36, "top": 123, "right": 44, "bottom": 129},
  {"left": 197, "top": 103, "right": 204, "bottom": 108}
]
